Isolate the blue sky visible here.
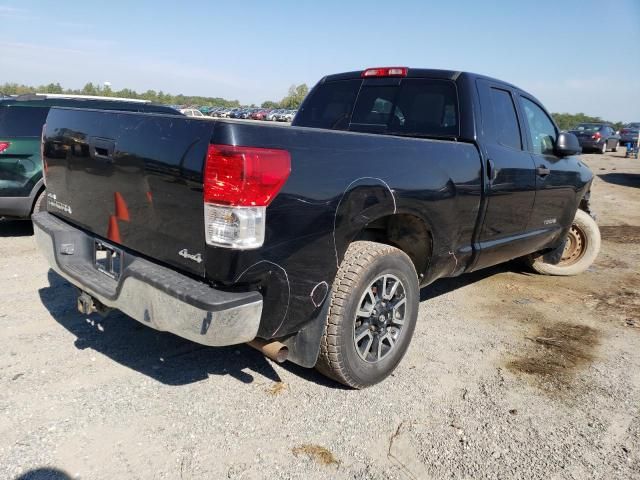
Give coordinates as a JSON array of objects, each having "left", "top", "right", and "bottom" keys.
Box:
[{"left": 1, "top": 0, "right": 639, "bottom": 121}]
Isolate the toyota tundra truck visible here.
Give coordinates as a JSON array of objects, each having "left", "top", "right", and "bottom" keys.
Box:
[{"left": 33, "top": 67, "right": 599, "bottom": 388}]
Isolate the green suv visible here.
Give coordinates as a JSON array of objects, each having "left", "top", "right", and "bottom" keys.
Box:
[{"left": 0, "top": 94, "right": 180, "bottom": 219}]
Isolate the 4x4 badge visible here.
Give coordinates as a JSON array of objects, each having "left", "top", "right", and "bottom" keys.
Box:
[{"left": 178, "top": 249, "right": 202, "bottom": 263}]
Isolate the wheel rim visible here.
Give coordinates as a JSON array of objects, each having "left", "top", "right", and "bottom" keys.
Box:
[
  {"left": 559, "top": 223, "right": 588, "bottom": 266},
  {"left": 602, "top": 143, "right": 607, "bottom": 153},
  {"left": 353, "top": 274, "right": 406, "bottom": 363}
]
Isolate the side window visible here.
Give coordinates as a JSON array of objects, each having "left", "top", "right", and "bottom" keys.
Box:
[
  {"left": 520, "top": 97, "right": 557, "bottom": 155},
  {"left": 489, "top": 88, "right": 522, "bottom": 150}
]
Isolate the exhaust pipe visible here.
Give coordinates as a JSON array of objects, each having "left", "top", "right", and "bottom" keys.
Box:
[{"left": 247, "top": 338, "right": 289, "bottom": 363}]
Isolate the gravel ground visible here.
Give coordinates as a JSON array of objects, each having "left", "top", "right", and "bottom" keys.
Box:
[{"left": 1, "top": 150, "right": 638, "bottom": 480}]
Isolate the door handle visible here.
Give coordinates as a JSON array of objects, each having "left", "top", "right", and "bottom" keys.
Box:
[
  {"left": 536, "top": 165, "right": 551, "bottom": 177},
  {"left": 89, "top": 137, "right": 115, "bottom": 162}
]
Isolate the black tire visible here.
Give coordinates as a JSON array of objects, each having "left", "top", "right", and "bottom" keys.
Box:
[
  {"left": 526, "top": 209, "right": 600, "bottom": 276},
  {"left": 599, "top": 142, "right": 607, "bottom": 154},
  {"left": 31, "top": 189, "right": 46, "bottom": 217},
  {"left": 315, "top": 241, "right": 419, "bottom": 389},
  {"left": 612, "top": 141, "right": 619, "bottom": 153}
]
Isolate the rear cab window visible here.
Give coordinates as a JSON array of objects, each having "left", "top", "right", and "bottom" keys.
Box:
[
  {"left": 294, "top": 77, "right": 459, "bottom": 138},
  {"left": 0, "top": 106, "right": 50, "bottom": 137}
]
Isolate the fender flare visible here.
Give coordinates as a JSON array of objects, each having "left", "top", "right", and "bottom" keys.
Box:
[{"left": 333, "top": 177, "right": 396, "bottom": 268}]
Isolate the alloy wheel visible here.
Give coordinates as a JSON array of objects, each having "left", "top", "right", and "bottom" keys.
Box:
[{"left": 353, "top": 274, "right": 406, "bottom": 363}]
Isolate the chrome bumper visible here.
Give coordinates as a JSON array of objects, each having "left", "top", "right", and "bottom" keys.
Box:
[{"left": 32, "top": 212, "right": 263, "bottom": 346}]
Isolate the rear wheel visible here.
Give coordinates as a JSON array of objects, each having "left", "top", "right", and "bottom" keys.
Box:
[
  {"left": 315, "top": 241, "right": 419, "bottom": 389},
  {"left": 599, "top": 142, "right": 607, "bottom": 154},
  {"left": 526, "top": 209, "right": 600, "bottom": 276}
]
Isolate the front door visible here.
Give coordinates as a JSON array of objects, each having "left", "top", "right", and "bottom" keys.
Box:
[{"left": 518, "top": 95, "right": 581, "bottom": 247}]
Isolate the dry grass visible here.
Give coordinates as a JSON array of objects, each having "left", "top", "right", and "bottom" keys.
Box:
[
  {"left": 291, "top": 444, "right": 339, "bottom": 466},
  {"left": 266, "top": 382, "right": 287, "bottom": 396}
]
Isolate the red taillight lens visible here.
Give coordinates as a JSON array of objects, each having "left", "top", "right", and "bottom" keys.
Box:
[
  {"left": 0, "top": 142, "right": 10, "bottom": 153},
  {"left": 204, "top": 144, "right": 291, "bottom": 207},
  {"left": 592, "top": 132, "right": 601, "bottom": 140},
  {"left": 361, "top": 67, "right": 408, "bottom": 78}
]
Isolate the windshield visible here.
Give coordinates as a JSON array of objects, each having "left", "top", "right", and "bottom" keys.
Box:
[{"left": 572, "top": 124, "right": 603, "bottom": 132}]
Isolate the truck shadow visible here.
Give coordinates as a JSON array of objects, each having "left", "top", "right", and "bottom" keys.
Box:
[
  {"left": 38, "top": 270, "right": 284, "bottom": 387},
  {"left": 39, "top": 263, "right": 525, "bottom": 390},
  {"left": 0, "top": 219, "right": 34, "bottom": 237},
  {"left": 14, "top": 467, "right": 72, "bottom": 480},
  {"left": 598, "top": 173, "right": 640, "bottom": 189},
  {"left": 420, "top": 261, "right": 522, "bottom": 302}
]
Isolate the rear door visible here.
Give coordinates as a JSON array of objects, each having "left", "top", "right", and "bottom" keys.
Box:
[
  {"left": 43, "top": 108, "right": 214, "bottom": 276},
  {"left": 473, "top": 80, "right": 537, "bottom": 270}
]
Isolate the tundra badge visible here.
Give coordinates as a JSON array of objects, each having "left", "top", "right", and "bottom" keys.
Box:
[{"left": 47, "top": 192, "right": 73, "bottom": 214}]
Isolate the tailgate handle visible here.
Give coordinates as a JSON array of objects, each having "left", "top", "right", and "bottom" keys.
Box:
[{"left": 89, "top": 137, "right": 116, "bottom": 162}]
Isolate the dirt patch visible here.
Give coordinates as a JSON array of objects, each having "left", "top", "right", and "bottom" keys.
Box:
[
  {"left": 600, "top": 225, "right": 640, "bottom": 244},
  {"left": 507, "top": 321, "right": 600, "bottom": 393},
  {"left": 592, "top": 277, "right": 640, "bottom": 327},
  {"left": 291, "top": 445, "right": 339, "bottom": 466}
]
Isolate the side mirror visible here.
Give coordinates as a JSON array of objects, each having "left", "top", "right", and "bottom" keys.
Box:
[{"left": 555, "top": 132, "right": 581, "bottom": 156}]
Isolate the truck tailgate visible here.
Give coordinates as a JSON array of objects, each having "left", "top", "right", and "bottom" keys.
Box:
[{"left": 43, "top": 108, "right": 214, "bottom": 277}]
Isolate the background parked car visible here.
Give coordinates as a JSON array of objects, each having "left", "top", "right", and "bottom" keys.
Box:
[
  {"left": 180, "top": 108, "right": 205, "bottom": 118},
  {"left": 250, "top": 109, "right": 269, "bottom": 120},
  {"left": 569, "top": 123, "right": 620, "bottom": 154},
  {"left": 620, "top": 122, "right": 640, "bottom": 147},
  {"left": 276, "top": 109, "right": 297, "bottom": 122},
  {"left": 0, "top": 94, "right": 180, "bottom": 220},
  {"left": 266, "top": 109, "right": 284, "bottom": 121}
]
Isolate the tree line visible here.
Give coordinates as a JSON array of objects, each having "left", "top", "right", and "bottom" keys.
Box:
[
  {"left": 0, "top": 82, "right": 311, "bottom": 109},
  {"left": 0, "top": 82, "right": 627, "bottom": 127},
  {"left": 551, "top": 112, "right": 625, "bottom": 132}
]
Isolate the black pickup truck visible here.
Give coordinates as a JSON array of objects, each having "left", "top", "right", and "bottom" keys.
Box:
[{"left": 33, "top": 67, "right": 600, "bottom": 388}]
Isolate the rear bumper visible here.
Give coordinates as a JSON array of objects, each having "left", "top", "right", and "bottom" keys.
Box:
[
  {"left": 578, "top": 140, "right": 603, "bottom": 150},
  {"left": 33, "top": 212, "right": 263, "bottom": 346},
  {"left": 0, "top": 195, "right": 32, "bottom": 218}
]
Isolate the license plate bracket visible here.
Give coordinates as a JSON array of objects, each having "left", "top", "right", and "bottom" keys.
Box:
[{"left": 94, "top": 240, "right": 123, "bottom": 280}]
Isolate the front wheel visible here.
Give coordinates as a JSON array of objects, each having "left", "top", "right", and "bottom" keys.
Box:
[
  {"left": 526, "top": 209, "right": 600, "bottom": 276},
  {"left": 315, "top": 241, "right": 419, "bottom": 389}
]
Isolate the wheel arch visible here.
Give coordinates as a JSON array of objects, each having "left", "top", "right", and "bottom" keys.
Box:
[{"left": 332, "top": 178, "right": 434, "bottom": 280}]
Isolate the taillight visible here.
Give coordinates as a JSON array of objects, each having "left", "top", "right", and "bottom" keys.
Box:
[
  {"left": 203, "top": 144, "right": 291, "bottom": 249},
  {"left": 0, "top": 142, "right": 10, "bottom": 153},
  {"left": 361, "top": 67, "right": 408, "bottom": 78},
  {"left": 592, "top": 132, "right": 601, "bottom": 140}
]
